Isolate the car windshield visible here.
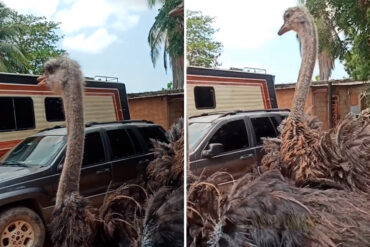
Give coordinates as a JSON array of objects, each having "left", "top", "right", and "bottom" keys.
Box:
[
  {"left": 188, "top": 122, "right": 212, "bottom": 152},
  {"left": 0, "top": 136, "right": 66, "bottom": 167}
]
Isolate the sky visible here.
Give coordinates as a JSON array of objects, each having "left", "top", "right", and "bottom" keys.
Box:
[
  {"left": 1, "top": 0, "right": 172, "bottom": 93},
  {"left": 186, "top": 0, "right": 349, "bottom": 84}
]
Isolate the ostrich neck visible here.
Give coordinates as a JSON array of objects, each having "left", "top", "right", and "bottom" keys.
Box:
[
  {"left": 55, "top": 81, "right": 84, "bottom": 207},
  {"left": 290, "top": 20, "right": 317, "bottom": 121}
]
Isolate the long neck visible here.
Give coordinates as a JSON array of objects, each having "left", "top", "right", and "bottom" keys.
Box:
[
  {"left": 55, "top": 78, "right": 85, "bottom": 207},
  {"left": 290, "top": 16, "right": 317, "bottom": 121}
]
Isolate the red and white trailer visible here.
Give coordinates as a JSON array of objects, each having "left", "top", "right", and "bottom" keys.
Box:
[
  {"left": 0, "top": 72, "right": 130, "bottom": 157},
  {"left": 187, "top": 66, "right": 278, "bottom": 117}
]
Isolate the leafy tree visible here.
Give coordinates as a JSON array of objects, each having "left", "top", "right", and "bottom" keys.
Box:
[
  {"left": 0, "top": 3, "right": 64, "bottom": 74},
  {"left": 147, "top": 0, "right": 184, "bottom": 89},
  {"left": 0, "top": 3, "right": 28, "bottom": 72},
  {"left": 300, "top": 0, "right": 369, "bottom": 80},
  {"left": 186, "top": 10, "right": 223, "bottom": 68},
  {"left": 9, "top": 12, "right": 65, "bottom": 74}
]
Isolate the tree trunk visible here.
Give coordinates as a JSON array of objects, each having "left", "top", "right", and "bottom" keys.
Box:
[{"left": 171, "top": 55, "right": 184, "bottom": 89}]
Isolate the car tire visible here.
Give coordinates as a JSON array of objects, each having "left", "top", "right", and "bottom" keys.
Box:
[{"left": 0, "top": 207, "right": 45, "bottom": 247}]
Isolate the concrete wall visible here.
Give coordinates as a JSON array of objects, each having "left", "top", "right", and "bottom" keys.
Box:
[
  {"left": 128, "top": 94, "right": 183, "bottom": 130},
  {"left": 276, "top": 84, "right": 368, "bottom": 130}
]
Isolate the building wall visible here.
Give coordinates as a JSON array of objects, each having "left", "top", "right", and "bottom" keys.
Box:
[
  {"left": 276, "top": 84, "right": 368, "bottom": 130},
  {"left": 276, "top": 88, "right": 313, "bottom": 112},
  {"left": 128, "top": 95, "right": 183, "bottom": 130}
]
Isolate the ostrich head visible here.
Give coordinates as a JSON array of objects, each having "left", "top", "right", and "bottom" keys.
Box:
[
  {"left": 278, "top": 7, "right": 312, "bottom": 36},
  {"left": 37, "top": 56, "right": 83, "bottom": 94}
]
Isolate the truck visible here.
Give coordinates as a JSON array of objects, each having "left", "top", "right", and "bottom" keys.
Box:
[
  {"left": 187, "top": 66, "right": 278, "bottom": 117},
  {"left": 0, "top": 72, "right": 130, "bottom": 158}
]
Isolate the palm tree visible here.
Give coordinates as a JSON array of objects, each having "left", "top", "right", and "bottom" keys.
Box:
[
  {"left": 0, "top": 3, "right": 28, "bottom": 72},
  {"left": 147, "top": 0, "right": 184, "bottom": 89},
  {"left": 298, "top": 0, "right": 344, "bottom": 81}
]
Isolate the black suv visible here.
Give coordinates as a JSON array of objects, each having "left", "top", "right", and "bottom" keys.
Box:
[
  {"left": 0, "top": 120, "right": 166, "bottom": 247},
  {"left": 188, "top": 109, "right": 289, "bottom": 184}
]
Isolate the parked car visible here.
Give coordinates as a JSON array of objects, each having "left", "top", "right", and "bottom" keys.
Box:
[
  {"left": 0, "top": 120, "right": 166, "bottom": 246},
  {"left": 188, "top": 109, "right": 289, "bottom": 184}
]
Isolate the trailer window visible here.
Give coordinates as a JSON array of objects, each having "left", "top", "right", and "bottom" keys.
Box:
[
  {"left": 0, "top": 97, "right": 34, "bottom": 131},
  {"left": 45, "top": 97, "right": 65, "bottom": 122},
  {"left": 194, "top": 86, "right": 215, "bottom": 109}
]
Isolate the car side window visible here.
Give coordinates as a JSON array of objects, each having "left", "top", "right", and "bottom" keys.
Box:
[
  {"left": 83, "top": 132, "right": 105, "bottom": 166},
  {"left": 137, "top": 126, "right": 167, "bottom": 149},
  {"left": 251, "top": 117, "right": 277, "bottom": 145},
  {"left": 126, "top": 128, "right": 143, "bottom": 153},
  {"left": 107, "top": 129, "right": 135, "bottom": 159},
  {"left": 209, "top": 120, "right": 249, "bottom": 153}
]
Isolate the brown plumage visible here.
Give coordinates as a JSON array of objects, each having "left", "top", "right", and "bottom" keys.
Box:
[
  {"left": 98, "top": 119, "right": 184, "bottom": 246},
  {"left": 146, "top": 118, "right": 184, "bottom": 191},
  {"left": 187, "top": 170, "right": 370, "bottom": 246},
  {"left": 262, "top": 7, "right": 370, "bottom": 193}
]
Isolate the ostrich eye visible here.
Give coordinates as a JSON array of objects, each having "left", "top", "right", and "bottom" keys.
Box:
[
  {"left": 285, "top": 13, "right": 291, "bottom": 19},
  {"left": 46, "top": 65, "right": 54, "bottom": 74}
]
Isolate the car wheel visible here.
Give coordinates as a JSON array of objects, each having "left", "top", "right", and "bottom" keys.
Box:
[{"left": 0, "top": 207, "right": 45, "bottom": 247}]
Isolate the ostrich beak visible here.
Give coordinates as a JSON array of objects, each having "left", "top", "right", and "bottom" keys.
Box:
[
  {"left": 37, "top": 75, "right": 46, "bottom": 86},
  {"left": 278, "top": 23, "right": 289, "bottom": 35}
]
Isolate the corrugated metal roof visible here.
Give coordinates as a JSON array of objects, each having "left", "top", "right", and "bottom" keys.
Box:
[
  {"left": 275, "top": 80, "right": 370, "bottom": 89},
  {"left": 128, "top": 89, "right": 184, "bottom": 99}
]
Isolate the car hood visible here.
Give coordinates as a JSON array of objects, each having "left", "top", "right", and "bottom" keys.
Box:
[{"left": 0, "top": 165, "right": 42, "bottom": 182}]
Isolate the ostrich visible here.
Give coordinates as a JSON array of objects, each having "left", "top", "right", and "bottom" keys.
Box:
[
  {"left": 38, "top": 57, "right": 94, "bottom": 247},
  {"left": 187, "top": 7, "right": 370, "bottom": 246},
  {"left": 262, "top": 7, "right": 370, "bottom": 193},
  {"left": 39, "top": 57, "right": 184, "bottom": 247}
]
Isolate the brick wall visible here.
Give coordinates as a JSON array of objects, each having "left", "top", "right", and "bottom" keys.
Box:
[
  {"left": 276, "top": 83, "right": 368, "bottom": 130},
  {"left": 128, "top": 94, "right": 183, "bottom": 130}
]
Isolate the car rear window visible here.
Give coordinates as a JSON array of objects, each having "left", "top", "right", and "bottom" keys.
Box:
[
  {"left": 107, "top": 129, "right": 135, "bottom": 159},
  {"left": 251, "top": 117, "right": 278, "bottom": 145},
  {"left": 137, "top": 126, "right": 167, "bottom": 149},
  {"left": 83, "top": 132, "right": 105, "bottom": 166},
  {"left": 209, "top": 119, "right": 249, "bottom": 152}
]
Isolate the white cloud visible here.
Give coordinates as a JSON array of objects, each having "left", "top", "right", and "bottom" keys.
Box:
[
  {"left": 187, "top": 0, "right": 296, "bottom": 49},
  {"left": 63, "top": 28, "right": 117, "bottom": 53},
  {"left": 2, "top": 0, "right": 60, "bottom": 18},
  {"left": 56, "top": 0, "right": 147, "bottom": 33},
  {"left": 2, "top": 0, "right": 155, "bottom": 54}
]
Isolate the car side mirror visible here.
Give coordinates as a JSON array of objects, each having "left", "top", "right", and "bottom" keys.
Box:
[
  {"left": 57, "top": 160, "right": 64, "bottom": 172},
  {"left": 202, "top": 143, "right": 224, "bottom": 158}
]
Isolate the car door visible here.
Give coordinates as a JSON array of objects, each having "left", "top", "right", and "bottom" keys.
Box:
[
  {"left": 191, "top": 118, "right": 256, "bottom": 183},
  {"left": 106, "top": 127, "right": 146, "bottom": 188},
  {"left": 248, "top": 116, "right": 280, "bottom": 165},
  {"left": 79, "top": 131, "right": 112, "bottom": 207}
]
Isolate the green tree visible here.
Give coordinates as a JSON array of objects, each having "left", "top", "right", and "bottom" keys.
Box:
[
  {"left": 9, "top": 12, "right": 65, "bottom": 74},
  {"left": 147, "top": 0, "right": 184, "bottom": 89},
  {"left": 0, "top": 3, "right": 28, "bottom": 72},
  {"left": 300, "top": 0, "right": 369, "bottom": 80},
  {"left": 186, "top": 10, "right": 223, "bottom": 68}
]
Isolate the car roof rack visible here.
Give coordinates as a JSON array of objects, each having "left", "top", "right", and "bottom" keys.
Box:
[
  {"left": 190, "top": 109, "right": 290, "bottom": 120},
  {"left": 38, "top": 120, "right": 154, "bottom": 132},
  {"left": 218, "top": 108, "right": 290, "bottom": 118},
  {"left": 85, "top": 120, "right": 154, "bottom": 127}
]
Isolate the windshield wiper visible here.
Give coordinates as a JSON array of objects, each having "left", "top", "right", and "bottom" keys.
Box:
[{"left": 0, "top": 161, "right": 28, "bottom": 167}]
